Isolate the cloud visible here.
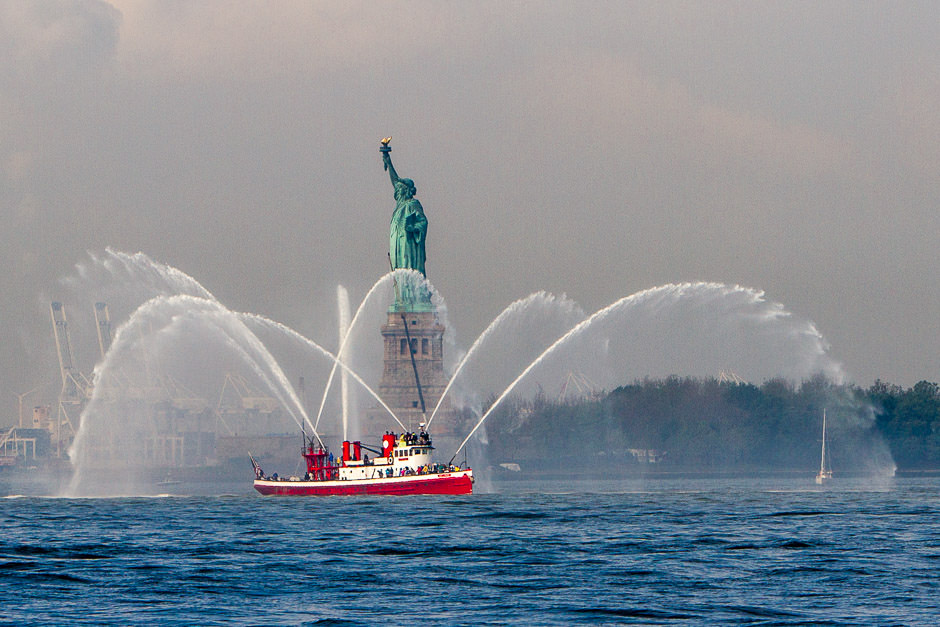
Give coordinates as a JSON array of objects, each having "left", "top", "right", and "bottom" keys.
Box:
[
  {"left": 0, "top": 1, "right": 120, "bottom": 186},
  {"left": 891, "top": 66, "right": 940, "bottom": 177},
  {"left": 0, "top": 1, "right": 119, "bottom": 85},
  {"left": 497, "top": 50, "right": 851, "bottom": 182},
  {"left": 106, "top": 1, "right": 509, "bottom": 83}
]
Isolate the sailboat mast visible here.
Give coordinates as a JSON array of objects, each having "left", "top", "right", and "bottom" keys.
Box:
[{"left": 819, "top": 409, "right": 827, "bottom": 474}]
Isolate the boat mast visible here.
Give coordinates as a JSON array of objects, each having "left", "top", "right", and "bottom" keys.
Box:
[
  {"left": 400, "top": 311, "right": 427, "bottom": 423},
  {"left": 819, "top": 409, "right": 827, "bottom": 475}
]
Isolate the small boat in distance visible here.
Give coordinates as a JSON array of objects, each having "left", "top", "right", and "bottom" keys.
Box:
[{"left": 815, "top": 409, "right": 833, "bottom": 484}]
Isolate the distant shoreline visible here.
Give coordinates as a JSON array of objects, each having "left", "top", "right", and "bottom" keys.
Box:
[{"left": 489, "top": 467, "right": 940, "bottom": 480}]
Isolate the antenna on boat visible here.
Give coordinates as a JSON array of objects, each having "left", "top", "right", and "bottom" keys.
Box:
[
  {"left": 447, "top": 438, "right": 472, "bottom": 468},
  {"left": 388, "top": 255, "right": 429, "bottom": 429},
  {"left": 400, "top": 311, "right": 427, "bottom": 420},
  {"left": 298, "top": 373, "right": 318, "bottom": 448},
  {"left": 298, "top": 374, "right": 322, "bottom": 450}
]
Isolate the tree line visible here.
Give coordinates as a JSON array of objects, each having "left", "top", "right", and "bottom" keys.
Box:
[{"left": 482, "top": 376, "right": 940, "bottom": 472}]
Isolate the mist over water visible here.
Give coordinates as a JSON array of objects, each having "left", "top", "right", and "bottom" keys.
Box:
[
  {"left": 429, "top": 291, "right": 586, "bottom": 423},
  {"left": 508, "top": 282, "right": 844, "bottom": 396},
  {"left": 453, "top": 283, "right": 856, "bottom": 458},
  {"left": 67, "top": 295, "right": 310, "bottom": 496},
  {"left": 56, "top": 251, "right": 892, "bottom": 496}
]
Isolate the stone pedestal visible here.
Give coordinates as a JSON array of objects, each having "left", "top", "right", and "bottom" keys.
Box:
[{"left": 363, "top": 309, "right": 460, "bottom": 439}]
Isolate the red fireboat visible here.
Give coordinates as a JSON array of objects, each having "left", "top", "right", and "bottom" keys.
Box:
[{"left": 251, "top": 429, "right": 472, "bottom": 496}]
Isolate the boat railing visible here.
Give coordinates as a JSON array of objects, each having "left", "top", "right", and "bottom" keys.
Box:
[{"left": 0, "top": 427, "right": 13, "bottom": 451}]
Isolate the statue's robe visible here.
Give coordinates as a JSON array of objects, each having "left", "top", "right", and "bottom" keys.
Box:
[{"left": 389, "top": 196, "right": 427, "bottom": 276}]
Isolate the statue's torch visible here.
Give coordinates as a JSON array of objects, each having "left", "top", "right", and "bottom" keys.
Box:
[{"left": 380, "top": 136, "right": 392, "bottom": 170}]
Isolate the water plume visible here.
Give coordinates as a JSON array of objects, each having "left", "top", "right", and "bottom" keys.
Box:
[
  {"left": 337, "top": 285, "right": 352, "bottom": 440},
  {"left": 450, "top": 282, "right": 850, "bottom": 460},
  {"left": 311, "top": 269, "right": 448, "bottom": 438},
  {"left": 427, "top": 291, "right": 585, "bottom": 430},
  {"left": 240, "top": 314, "right": 406, "bottom": 432},
  {"left": 66, "top": 295, "right": 313, "bottom": 495},
  {"left": 312, "top": 272, "right": 396, "bottom": 432},
  {"left": 53, "top": 249, "right": 894, "bottom": 489}
]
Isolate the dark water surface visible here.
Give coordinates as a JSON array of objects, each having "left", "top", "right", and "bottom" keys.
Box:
[{"left": 1, "top": 477, "right": 938, "bottom": 625}]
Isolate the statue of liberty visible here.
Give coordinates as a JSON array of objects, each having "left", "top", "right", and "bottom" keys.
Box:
[
  {"left": 381, "top": 138, "right": 427, "bottom": 276},
  {"left": 381, "top": 138, "right": 430, "bottom": 309}
]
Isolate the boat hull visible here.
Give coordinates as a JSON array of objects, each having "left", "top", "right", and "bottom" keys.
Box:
[{"left": 254, "top": 470, "right": 473, "bottom": 496}]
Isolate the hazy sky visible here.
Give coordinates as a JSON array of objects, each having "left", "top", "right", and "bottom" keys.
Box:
[{"left": 2, "top": 1, "right": 938, "bottom": 415}]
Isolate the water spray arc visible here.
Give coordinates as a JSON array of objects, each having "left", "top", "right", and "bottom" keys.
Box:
[
  {"left": 426, "top": 291, "right": 584, "bottom": 431},
  {"left": 83, "top": 248, "right": 217, "bottom": 301},
  {"left": 58, "top": 244, "right": 876, "bottom": 496},
  {"left": 243, "top": 314, "right": 407, "bottom": 431},
  {"left": 66, "top": 288, "right": 408, "bottom": 496},
  {"left": 448, "top": 298, "right": 628, "bottom": 463},
  {"left": 312, "top": 272, "right": 396, "bottom": 432},
  {"left": 67, "top": 294, "right": 318, "bottom": 495},
  {"left": 91, "top": 251, "right": 412, "bottom": 435},
  {"left": 72, "top": 295, "right": 314, "bottom": 434},
  {"left": 312, "top": 268, "right": 443, "bottom": 435},
  {"left": 447, "top": 281, "right": 840, "bottom": 463},
  {"left": 337, "top": 286, "right": 351, "bottom": 441}
]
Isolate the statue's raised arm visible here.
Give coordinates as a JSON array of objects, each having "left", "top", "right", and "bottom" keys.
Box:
[{"left": 380, "top": 136, "right": 400, "bottom": 186}]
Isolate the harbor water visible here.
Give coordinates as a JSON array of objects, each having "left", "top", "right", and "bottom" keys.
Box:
[{"left": 1, "top": 476, "right": 937, "bottom": 625}]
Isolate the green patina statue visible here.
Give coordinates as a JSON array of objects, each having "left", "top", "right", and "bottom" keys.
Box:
[
  {"left": 381, "top": 138, "right": 427, "bottom": 277},
  {"left": 381, "top": 138, "right": 432, "bottom": 311}
]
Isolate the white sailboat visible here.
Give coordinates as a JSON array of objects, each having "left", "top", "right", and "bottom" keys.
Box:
[{"left": 815, "top": 409, "right": 833, "bottom": 484}]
